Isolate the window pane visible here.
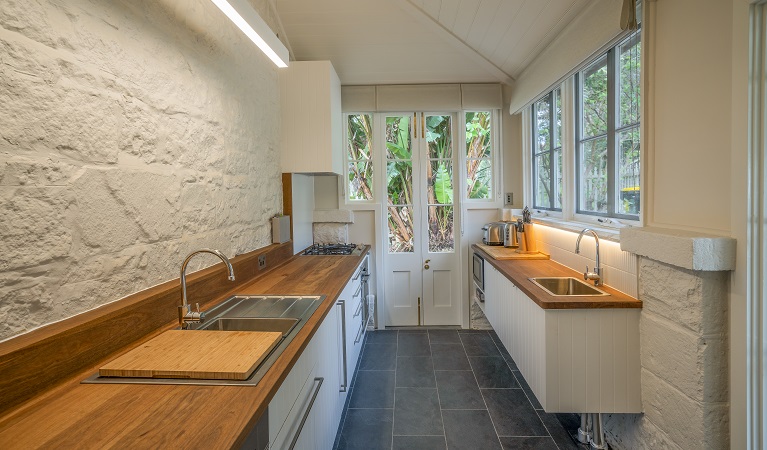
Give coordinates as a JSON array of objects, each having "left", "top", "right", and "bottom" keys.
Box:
[
  {"left": 534, "top": 97, "right": 550, "bottom": 153},
  {"left": 428, "top": 161, "right": 453, "bottom": 205},
  {"left": 579, "top": 137, "right": 608, "bottom": 213},
  {"left": 428, "top": 205, "right": 454, "bottom": 253},
  {"left": 426, "top": 115, "right": 452, "bottom": 159},
  {"left": 466, "top": 158, "right": 491, "bottom": 200},
  {"left": 347, "top": 114, "right": 372, "bottom": 160},
  {"left": 466, "top": 112, "right": 491, "bottom": 158},
  {"left": 582, "top": 57, "right": 608, "bottom": 138},
  {"left": 620, "top": 33, "right": 642, "bottom": 127},
  {"left": 348, "top": 161, "right": 373, "bottom": 200},
  {"left": 554, "top": 89, "right": 562, "bottom": 149},
  {"left": 387, "top": 206, "right": 414, "bottom": 253},
  {"left": 618, "top": 128, "right": 641, "bottom": 215},
  {"left": 534, "top": 153, "right": 551, "bottom": 208},
  {"left": 387, "top": 160, "right": 412, "bottom": 205},
  {"left": 553, "top": 149, "right": 563, "bottom": 209},
  {"left": 386, "top": 116, "right": 412, "bottom": 159}
]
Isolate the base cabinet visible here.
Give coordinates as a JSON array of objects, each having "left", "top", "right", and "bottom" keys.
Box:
[{"left": 484, "top": 260, "right": 641, "bottom": 413}]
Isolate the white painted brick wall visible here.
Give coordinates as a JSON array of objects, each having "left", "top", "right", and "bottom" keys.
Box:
[{"left": 0, "top": 0, "right": 283, "bottom": 340}]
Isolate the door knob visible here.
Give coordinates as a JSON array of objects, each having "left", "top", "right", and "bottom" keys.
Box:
[{"left": 424, "top": 259, "right": 431, "bottom": 270}]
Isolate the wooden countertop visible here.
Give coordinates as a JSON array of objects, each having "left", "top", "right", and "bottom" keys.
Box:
[
  {"left": 473, "top": 244, "right": 641, "bottom": 309},
  {"left": 0, "top": 249, "right": 368, "bottom": 449}
]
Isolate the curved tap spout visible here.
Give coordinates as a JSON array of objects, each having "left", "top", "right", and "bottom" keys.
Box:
[
  {"left": 575, "top": 228, "right": 602, "bottom": 286},
  {"left": 179, "top": 249, "right": 235, "bottom": 327}
]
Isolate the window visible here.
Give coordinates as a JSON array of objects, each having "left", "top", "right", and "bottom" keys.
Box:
[
  {"left": 465, "top": 111, "right": 493, "bottom": 200},
  {"left": 576, "top": 30, "right": 641, "bottom": 219},
  {"left": 346, "top": 113, "right": 374, "bottom": 201},
  {"left": 531, "top": 89, "right": 562, "bottom": 210}
]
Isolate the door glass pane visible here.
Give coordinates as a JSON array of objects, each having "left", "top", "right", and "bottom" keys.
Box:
[
  {"left": 386, "top": 116, "right": 412, "bottom": 159},
  {"left": 347, "top": 114, "right": 372, "bottom": 160},
  {"left": 387, "top": 160, "right": 413, "bottom": 205},
  {"left": 427, "top": 205, "right": 454, "bottom": 253},
  {"left": 388, "top": 206, "right": 414, "bottom": 253},
  {"left": 579, "top": 137, "right": 608, "bottom": 213},
  {"left": 466, "top": 158, "right": 491, "bottom": 200},
  {"left": 618, "top": 127, "right": 641, "bottom": 215},
  {"left": 426, "top": 115, "right": 452, "bottom": 159},
  {"left": 428, "top": 161, "right": 453, "bottom": 205},
  {"left": 582, "top": 56, "right": 608, "bottom": 138},
  {"left": 534, "top": 153, "right": 551, "bottom": 207},
  {"left": 348, "top": 161, "right": 373, "bottom": 201}
]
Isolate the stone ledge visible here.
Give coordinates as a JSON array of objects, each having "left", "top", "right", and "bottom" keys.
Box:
[
  {"left": 620, "top": 227, "right": 735, "bottom": 271},
  {"left": 313, "top": 209, "right": 354, "bottom": 223}
]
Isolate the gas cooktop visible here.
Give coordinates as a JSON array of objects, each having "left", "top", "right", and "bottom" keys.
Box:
[{"left": 302, "top": 243, "right": 363, "bottom": 256}]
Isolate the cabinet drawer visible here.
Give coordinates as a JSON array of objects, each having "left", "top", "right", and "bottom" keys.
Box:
[{"left": 270, "top": 360, "right": 318, "bottom": 450}]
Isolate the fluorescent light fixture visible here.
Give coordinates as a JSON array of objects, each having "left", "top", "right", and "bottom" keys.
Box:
[{"left": 210, "top": 0, "right": 289, "bottom": 68}]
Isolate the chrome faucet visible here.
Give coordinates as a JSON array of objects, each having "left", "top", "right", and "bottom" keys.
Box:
[
  {"left": 179, "top": 249, "right": 235, "bottom": 328},
  {"left": 575, "top": 228, "right": 602, "bottom": 286}
]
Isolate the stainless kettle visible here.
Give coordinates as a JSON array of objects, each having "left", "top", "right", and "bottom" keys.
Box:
[{"left": 504, "top": 222, "right": 519, "bottom": 248}]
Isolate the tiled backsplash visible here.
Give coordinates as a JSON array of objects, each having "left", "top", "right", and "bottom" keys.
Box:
[{"left": 533, "top": 224, "right": 638, "bottom": 298}]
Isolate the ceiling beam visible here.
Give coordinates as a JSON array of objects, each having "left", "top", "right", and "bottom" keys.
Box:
[{"left": 392, "top": 0, "right": 515, "bottom": 85}]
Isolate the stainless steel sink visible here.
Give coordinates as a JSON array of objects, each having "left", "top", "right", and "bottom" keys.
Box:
[
  {"left": 200, "top": 317, "right": 299, "bottom": 337},
  {"left": 82, "top": 295, "right": 324, "bottom": 386},
  {"left": 529, "top": 277, "right": 609, "bottom": 296}
]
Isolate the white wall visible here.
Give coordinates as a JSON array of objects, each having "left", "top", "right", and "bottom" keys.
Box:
[{"left": 0, "top": 0, "right": 283, "bottom": 340}]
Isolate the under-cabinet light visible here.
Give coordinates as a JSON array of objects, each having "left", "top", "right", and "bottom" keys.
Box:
[{"left": 210, "top": 0, "right": 289, "bottom": 68}]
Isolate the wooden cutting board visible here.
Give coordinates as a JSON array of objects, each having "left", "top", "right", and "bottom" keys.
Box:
[
  {"left": 476, "top": 243, "right": 550, "bottom": 261},
  {"left": 99, "top": 330, "right": 282, "bottom": 380}
]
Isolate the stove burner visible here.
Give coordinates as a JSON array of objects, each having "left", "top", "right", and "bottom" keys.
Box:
[{"left": 303, "top": 243, "right": 360, "bottom": 256}]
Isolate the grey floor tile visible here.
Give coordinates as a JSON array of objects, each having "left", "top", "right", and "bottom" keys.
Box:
[
  {"left": 489, "top": 330, "right": 502, "bottom": 343},
  {"left": 428, "top": 329, "right": 461, "bottom": 343},
  {"left": 398, "top": 328, "right": 428, "bottom": 333},
  {"left": 513, "top": 371, "right": 543, "bottom": 410},
  {"left": 537, "top": 412, "right": 582, "bottom": 450},
  {"left": 482, "top": 389, "right": 549, "bottom": 437},
  {"left": 393, "top": 387, "right": 443, "bottom": 435},
  {"left": 392, "top": 435, "right": 447, "bottom": 450},
  {"left": 469, "top": 356, "right": 519, "bottom": 388},
  {"left": 442, "top": 410, "right": 503, "bottom": 450},
  {"left": 398, "top": 332, "right": 431, "bottom": 356},
  {"left": 396, "top": 356, "right": 436, "bottom": 388},
  {"left": 350, "top": 370, "right": 395, "bottom": 408},
  {"left": 499, "top": 345, "right": 519, "bottom": 371},
  {"left": 431, "top": 343, "right": 471, "bottom": 370},
  {"left": 460, "top": 333, "right": 502, "bottom": 356},
  {"left": 435, "top": 370, "right": 485, "bottom": 409},
  {"left": 457, "top": 329, "right": 490, "bottom": 334},
  {"left": 499, "top": 436, "right": 559, "bottom": 450},
  {"left": 359, "top": 343, "right": 397, "bottom": 370},
  {"left": 336, "top": 408, "right": 393, "bottom": 450},
  {"left": 366, "top": 330, "right": 398, "bottom": 344}
]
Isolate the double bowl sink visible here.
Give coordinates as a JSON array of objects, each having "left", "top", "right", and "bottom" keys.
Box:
[{"left": 83, "top": 295, "right": 324, "bottom": 386}]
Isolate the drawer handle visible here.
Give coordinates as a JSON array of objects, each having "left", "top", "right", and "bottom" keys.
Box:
[
  {"left": 354, "top": 321, "right": 364, "bottom": 344},
  {"left": 337, "top": 301, "right": 348, "bottom": 392},
  {"left": 353, "top": 298, "right": 363, "bottom": 319},
  {"left": 353, "top": 283, "right": 362, "bottom": 298},
  {"left": 353, "top": 269, "right": 362, "bottom": 281},
  {"left": 288, "top": 377, "right": 324, "bottom": 450}
]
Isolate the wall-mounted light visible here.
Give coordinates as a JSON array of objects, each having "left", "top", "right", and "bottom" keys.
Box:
[{"left": 210, "top": 0, "right": 289, "bottom": 68}]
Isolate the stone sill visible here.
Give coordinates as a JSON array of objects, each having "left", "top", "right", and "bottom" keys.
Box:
[{"left": 620, "top": 227, "right": 736, "bottom": 271}]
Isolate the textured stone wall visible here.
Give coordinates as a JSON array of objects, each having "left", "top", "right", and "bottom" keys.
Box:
[
  {"left": 0, "top": 0, "right": 283, "bottom": 340},
  {"left": 604, "top": 258, "right": 729, "bottom": 450}
]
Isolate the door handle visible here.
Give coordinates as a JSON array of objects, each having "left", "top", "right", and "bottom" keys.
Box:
[{"left": 424, "top": 259, "right": 431, "bottom": 270}]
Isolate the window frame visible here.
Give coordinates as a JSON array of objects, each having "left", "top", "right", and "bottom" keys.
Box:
[{"left": 531, "top": 89, "right": 563, "bottom": 212}]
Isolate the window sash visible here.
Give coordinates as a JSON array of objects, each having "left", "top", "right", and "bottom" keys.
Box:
[{"left": 531, "top": 90, "right": 562, "bottom": 211}]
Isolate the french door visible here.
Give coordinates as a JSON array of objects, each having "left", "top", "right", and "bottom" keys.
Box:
[{"left": 383, "top": 112, "right": 461, "bottom": 326}]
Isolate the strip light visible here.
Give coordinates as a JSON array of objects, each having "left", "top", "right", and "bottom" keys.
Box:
[{"left": 210, "top": 0, "right": 289, "bottom": 68}]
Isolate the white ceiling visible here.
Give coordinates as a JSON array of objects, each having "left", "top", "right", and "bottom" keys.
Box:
[{"left": 275, "top": 0, "right": 593, "bottom": 86}]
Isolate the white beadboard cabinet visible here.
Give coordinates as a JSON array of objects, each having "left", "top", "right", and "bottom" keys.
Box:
[
  {"left": 484, "top": 261, "right": 641, "bottom": 414},
  {"left": 280, "top": 61, "right": 342, "bottom": 174}
]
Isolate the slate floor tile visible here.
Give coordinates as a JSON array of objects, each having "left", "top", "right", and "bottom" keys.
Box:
[
  {"left": 365, "top": 330, "right": 398, "bottom": 344},
  {"left": 396, "top": 356, "right": 436, "bottom": 388},
  {"left": 482, "top": 389, "right": 549, "bottom": 437},
  {"left": 499, "top": 436, "right": 559, "bottom": 450},
  {"left": 428, "top": 329, "right": 461, "bottom": 343},
  {"left": 392, "top": 435, "right": 447, "bottom": 450},
  {"left": 359, "top": 343, "right": 397, "bottom": 370},
  {"left": 538, "top": 412, "right": 582, "bottom": 450},
  {"left": 460, "top": 333, "right": 502, "bottom": 356},
  {"left": 442, "top": 410, "right": 502, "bottom": 450},
  {"left": 398, "top": 332, "right": 431, "bottom": 356},
  {"left": 430, "top": 343, "right": 471, "bottom": 370},
  {"left": 469, "top": 356, "right": 519, "bottom": 388},
  {"left": 393, "top": 388, "right": 443, "bottom": 435},
  {"left": 336, "top": 408, "right": 393, "bottom": 450},
  {"left": 513, "top": 370, "right": 543, "bottom": 410},
  {"left": 435, "top": 370, "right": 485, "bottom": 409},
  {"left": 350, "top": 370, "right": 395, "bottom": 408}
]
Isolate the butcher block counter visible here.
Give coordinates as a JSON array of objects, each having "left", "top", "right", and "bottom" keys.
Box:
[
  {"left": 0, "top": 245, "right": 369, "bottom": 449},
  {"left": 472, "top": 244, "right": 641, "bottom": 309}
]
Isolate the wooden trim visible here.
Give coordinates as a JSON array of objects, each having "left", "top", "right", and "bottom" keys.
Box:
[
  {"left": 282, "top": 173, "right": 294, "bottom": 241},
  {"left": 0, "top": 242, "right": 294, "bottom": 416}
]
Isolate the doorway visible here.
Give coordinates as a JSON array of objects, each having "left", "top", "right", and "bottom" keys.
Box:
[{"left": 382, "top": 113, "right": 461, "bottom": 326}]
